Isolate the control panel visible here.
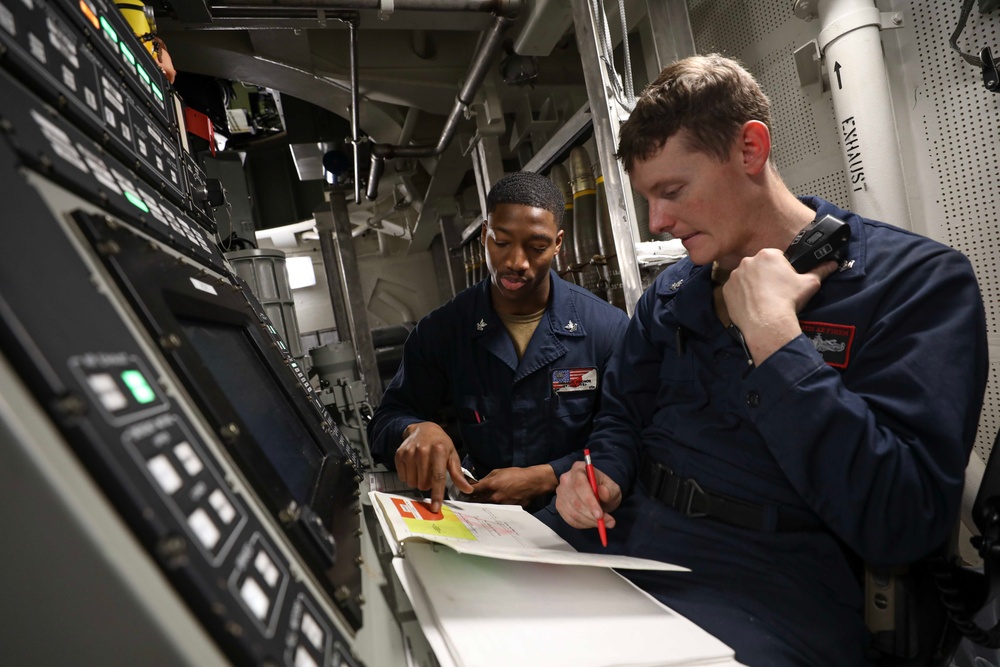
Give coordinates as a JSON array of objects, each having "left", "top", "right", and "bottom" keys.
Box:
[{"left": 0, "top": 5, "right": 368, "bottom": 663}]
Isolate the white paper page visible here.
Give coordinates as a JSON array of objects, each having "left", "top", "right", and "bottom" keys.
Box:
[
  {"left": 371, "top": 491, "right": 689, "bottom": 572},
  {"left": 369, "top": 488, "right": 405, "bottom": 556},
  {"left": 404, "top": 543, "right": 737, "bottom": 667},
  {"left": 391, "top": 556, "right": 460, "bottom": 667}
]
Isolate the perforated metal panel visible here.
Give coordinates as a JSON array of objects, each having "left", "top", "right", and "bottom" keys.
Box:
[
  {"left": 906, "top": 2, "right": 1000, "bottom": 331},
  {"left": 755, "top": 44, "right": 821, "bottom": 171},
  {"left": 687, "top": 0, "right": 998, "bottom": 462},
  {"left": 884, "top": 0, "right": 1000, "bottom": 463},
  {"left": 798, "top": 171, "right": 851, "bottom": 210},
  {"left": 687, "top": 1, "right": 760, "bottom": 58}
]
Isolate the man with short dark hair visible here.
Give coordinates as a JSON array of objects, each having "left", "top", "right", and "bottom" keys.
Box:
[
  {"left": 554, "top": 55, "right": 988, "bottom": 665},
  {"left": 369, "top": 171, "right": 628, "bottom": 514}
]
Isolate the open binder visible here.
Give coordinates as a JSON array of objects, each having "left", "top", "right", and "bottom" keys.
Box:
[{"left": 370, "top": 491, "right": 744, "bottom": 667}]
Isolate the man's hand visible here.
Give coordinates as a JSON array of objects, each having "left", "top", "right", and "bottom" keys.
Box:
[
  {"left": 469, "top": 464, "right": 558, "bottom": 507},
  {"left": 555, "top": 461, "right": 621, "bottom": 530},
  {"left": 395, "top": 422, "right": 473, "bottom": 513},
  {"left": 724, "top": 248, "right": 839, "bottom": 365}
]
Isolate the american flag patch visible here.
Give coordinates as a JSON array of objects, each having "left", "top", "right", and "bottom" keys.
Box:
[{"left": 552, "top": 367, "right": 598, "bottom": 393}]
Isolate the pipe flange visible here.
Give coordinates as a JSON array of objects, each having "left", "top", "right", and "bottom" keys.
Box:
[
  {"left": 792, "top": 0, "right": 818, "bottom": 22},
  {"left": 817, "top": 6, "right": 882, "bottom": 53}
]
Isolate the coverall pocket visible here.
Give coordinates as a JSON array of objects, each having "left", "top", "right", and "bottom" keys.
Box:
[
  {"left": 546, "top": 392, "right": 596, "bottom": 453},
  {"left": 657, "top": 351, "right": 695, "bottom": 402},
  {"left": 455, "top": 395, "right": 499, "bottom": 470}
]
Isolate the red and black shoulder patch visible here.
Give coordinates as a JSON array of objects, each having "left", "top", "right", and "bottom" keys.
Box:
[{"left": 799, "top": 321, "right": 855, "bottom": 368}]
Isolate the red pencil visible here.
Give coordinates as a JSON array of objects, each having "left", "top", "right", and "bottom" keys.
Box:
[{"left": 583, "top": 448, "right": 607, "bottom": 547}]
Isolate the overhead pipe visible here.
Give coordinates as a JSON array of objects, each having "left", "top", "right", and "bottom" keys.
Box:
[
  {"left": 595, "top": 165, "right": 625, "bottom": 311},
  {"left": 810, "top": 0, "right": 911, "bottom": 228},
  {"left": 549, "top": 163, "right": 576, "bottom": 284},
  {"left": 207, "top": 0, "right": 521, "bottom": 203},
  {"left": 212, "top": 0, "right": 520, "bottom": 11},
  {"left": 569, "top": 147, "right": 603, "bottom": 299},
  {"left": 365, "top": 9, "right": 519, "bottom": 200}
]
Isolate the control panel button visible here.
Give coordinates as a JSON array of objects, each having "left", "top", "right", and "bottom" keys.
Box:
[
  {"left": 87, "top": 372, "right": 128, "bottom": 411},
  {"left": 300, "top": 612, "right": 324, "bottom": 650},
  {"left": 255, "top": 550, "right": 280, "bottom": 588},
  {"left": 209, "top": 489, "right": 236, "bottom": 525},
  {"left": 173, "top": 441, "right": 203, "bottom": 476},
  {"left": 146, "top": 454, "right": 182, "bottom": 494},
  {"left": 71, "top": 354, "right": 167, "bottom": 425},
  {"left": 293, "top": 646, "right": 320, "bottom": 667},
  {"left": 188, "top": 507, "right": 221, "bottom": 549},
  {"left": 240, "top": 577, "right": 270, "bottom": 621}
]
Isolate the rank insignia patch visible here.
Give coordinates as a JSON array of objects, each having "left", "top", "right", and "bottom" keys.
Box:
[
  {"left": 552, "top": 367, "right": 598, "bottom": 393},
  {"left": 800, "top": 321, "right": 855, "bottom": 368}
]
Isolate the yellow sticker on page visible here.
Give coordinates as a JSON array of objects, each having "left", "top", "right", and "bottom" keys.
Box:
[{"left": 389, "top": 496, "right": 476, "bottom": 540}]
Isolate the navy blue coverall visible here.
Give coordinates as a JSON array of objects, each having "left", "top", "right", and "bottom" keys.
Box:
[
  {"left": 584, "top": 197, "right": 988, "bottom": 666},
  {"left": 368, "top": 270, "right": 629, "bottom": 485}
]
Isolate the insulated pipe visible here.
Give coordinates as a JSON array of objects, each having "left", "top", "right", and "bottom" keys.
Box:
[
  {"left": 550, "top": 164, "right": 576, "bottom": 284},
  {"left": 462, "top": 243, "right": 473, "bottom": 288},
  {"left": 815, "top": 0, "right": 910, "bottom": 229},
  {"left": 472, "top": 240, "right": 484, "bottom": 283},
  {"left": 569, "top": 147, "right": 603, "bottom": 299},
  {"left": 366, "top": 12, "right": 517, "bottom": 200}
]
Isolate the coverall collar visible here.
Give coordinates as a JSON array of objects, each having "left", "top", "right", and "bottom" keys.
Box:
[
  {"left": 653, "top": 196, "right": 867, "bottom": 333},
  {"left": 470, "top": 270, "right": 582, "bottom": 378}
]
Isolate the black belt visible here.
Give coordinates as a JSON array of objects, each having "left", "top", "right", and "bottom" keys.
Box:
[{"left": 638, "top": 455, "right": 820, "bottom": 532}]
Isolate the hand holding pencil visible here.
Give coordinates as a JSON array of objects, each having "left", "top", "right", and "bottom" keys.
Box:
[{"left": 553, "top": 453, "right": 622, "bottom": 539}]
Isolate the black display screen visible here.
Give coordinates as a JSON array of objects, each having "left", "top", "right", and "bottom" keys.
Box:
[{"left": 180, "top": 318, "right": 324, "bottom": 504}]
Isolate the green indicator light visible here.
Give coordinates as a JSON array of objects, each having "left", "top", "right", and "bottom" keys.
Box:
[
  {"left": 120, "top": 43, "right": 136, "bottom": 67},
  {"left": 151, "top": 83, "right": 163, "bottom": 102},
  {"left": 291, "top": 362, "right": 298, "bottom": 368},
  {"left": 137, "top": 66, "right": 151, "bottom": 86},
  {"left": 99, "top": 16, "right": 118, "bottom": 43},
  {"left": 278, "top": 340, "right": 287, "bottom": 350},
  {"left": 124, "top": 190, "right": 150, "bottom": 212},
  {"left": 268, "top": 325, "right": 276, "bottom": 334},
  {"left": 120, "top": 370, "right": 156, "bottom": 404}
]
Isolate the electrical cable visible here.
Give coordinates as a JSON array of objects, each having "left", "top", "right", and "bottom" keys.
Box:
[
  {"left": 928, "top": 554, "right": 1000, "bottom": 648},
  {"left": 587, "top": 0, "right": 634, "bottom": 112},
  {"left": 951, "top": 0, "right": 986, "bottom": 67},
  {"left": 617, "top": 0, "right": 634, "bottom": 105}
]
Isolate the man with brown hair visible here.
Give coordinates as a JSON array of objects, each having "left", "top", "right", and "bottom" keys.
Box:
[{"left": 553, "top": 54, "right": 987, "bottom": 665}]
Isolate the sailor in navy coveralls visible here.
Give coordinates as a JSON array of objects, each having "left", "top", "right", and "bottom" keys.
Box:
[
  {"left": 369, "top": 171, "right": 628, "bottom": 514},
  {"left": 554, "top": 55, "right": 988, "bottom": 666}
]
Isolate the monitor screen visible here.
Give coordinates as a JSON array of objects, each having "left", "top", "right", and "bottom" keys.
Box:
[{"left": 179, "top": 318, "right": 324, "bottom": 504}]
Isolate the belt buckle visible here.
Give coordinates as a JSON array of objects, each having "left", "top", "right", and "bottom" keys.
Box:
[
  {"left": 680, "top": 477, "right": 707, "bottom": 518},
  {"left": 644, "top": 459, "right": 667, "bottom": 499}
]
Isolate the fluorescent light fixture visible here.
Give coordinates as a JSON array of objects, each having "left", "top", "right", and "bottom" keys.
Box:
[{"left": 286, "top": 256, "right": 316, "bottom": 289}]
